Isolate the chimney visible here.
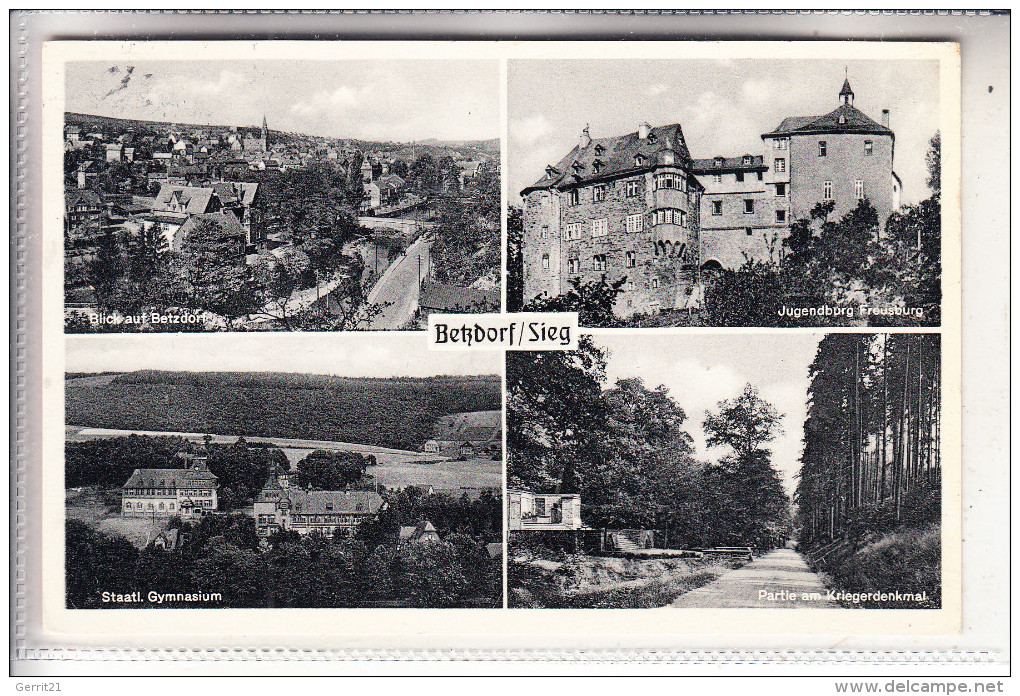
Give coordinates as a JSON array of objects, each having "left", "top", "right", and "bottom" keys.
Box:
[
  {"left": 638, "top": 122, "right": 650, "bottom": 140},
  {"left": 882, "top": 109, "right": 890, "bottom": 128},
  {"left": 579, "top": 125, "right": 591, "bottom": 149}
]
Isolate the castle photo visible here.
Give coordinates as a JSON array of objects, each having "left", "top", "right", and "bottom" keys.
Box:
[{"left": 509, "top": 60, "right": 942, "bottom": 327}]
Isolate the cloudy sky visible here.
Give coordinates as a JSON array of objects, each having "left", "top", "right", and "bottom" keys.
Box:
[
  {"left": 65, "top": 60, "right": 499, "bottom": 142},
  {"left": 65, "top": 333, "right": 501, "bottom": 378},
  {"left": 597, "top": 333, "right": 823, "bottom": 494},
  {"left": 509, "top": 59, "right": 940, "bottom": 205}
]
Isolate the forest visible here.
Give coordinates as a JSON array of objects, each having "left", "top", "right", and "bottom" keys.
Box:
[
  {"left": 795, "top": 333, "right": 941, "bottom": 608},
  {"left": 65, "top": 371, "right": 501, "bottom": 452},
  {"left": 65, "top": 486, "right": 502, "bottom": 609},
  {"left": 507, "top": 337, "right": 792, "bottom": 550}
]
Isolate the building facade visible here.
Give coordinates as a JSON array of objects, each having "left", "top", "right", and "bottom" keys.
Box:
[
  {"left": 121, "top": 451, "right": 219, "bottom": 519},
  {"left": 522, "top": 123, "right": 704, "bottom": 318},
  {"left": 520, "top": 79, "right": 901, "bottom": 316},
  {"left": 253, "top": 465, "right": 386, "bottom": 539},
  {"left": 508, "top": 490, "right": 584, "bottom": 531}
]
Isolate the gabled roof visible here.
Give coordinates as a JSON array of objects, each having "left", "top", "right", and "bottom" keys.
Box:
[
  {"left": 399, "top": 520, "right": 438, "bottom": 541},
  {"left": 522, "top": 122, "right": 695, "bottom": 195},
  {"left": 153, "top": 184, "right": 219, "bottom": 215},
  {"left": 762, "top": 103, "right": 892, "bottom": 138},
  {"left": 66, "top": 189, "right": 103, "bottom": 209},
  {"left": 270, "top": 487, "right": 384, "bottom": 515},
  {"left": 123, "top": 466, "right": 217, "bottom": 489}
]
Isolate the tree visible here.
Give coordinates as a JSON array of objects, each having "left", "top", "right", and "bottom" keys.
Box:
[
  {"left": 179, "top": 216, "right": 259, "bottom": 319},
  {"left": 294, "top": 450, "right": 371, "bottom": 490},
  {"left": 925, "top": 131, "right": 941, "bottom": 195},
  {"left": 703, "top": 383, "right": 783, "bottom": 460},
  {"left": 191, "top": 538, "right": 267, "bottom": 607},
  {"left": 523, "top": 276, "right": 626, "bottom": 328},
  {"left": 506, "top": 335, "right": 607, "bottom": 493},
  {"left": 506, "top": 206, "right": 524, "bottom": 312}
]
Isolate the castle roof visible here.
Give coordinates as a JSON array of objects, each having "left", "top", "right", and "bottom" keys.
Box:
[
  {"left": 522, "top": 122, "right": 696, "bottom": 196},
  {"left": 762, "top": 103, "right": 892, "bottom": 139},
  {"left": 691, "top": 154, "right": 766, "bottom": 173}
]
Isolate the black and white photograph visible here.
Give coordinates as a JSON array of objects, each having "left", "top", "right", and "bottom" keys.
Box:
[
  {"left": 63, "top": 59, "right": 501, "bottom": 333},
  {"left": 64, "top": 334, "right": 503, "bottom": 608},
  {"left": 507, "top": 333, "right": 942, "bottom": 609},
  {"left": 507, "top": 59, "right": 944, "bottom": 328}
]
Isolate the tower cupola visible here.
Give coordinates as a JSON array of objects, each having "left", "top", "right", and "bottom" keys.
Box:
[{"left": 839, "top": 77, "right": 854, "bottom": 106}]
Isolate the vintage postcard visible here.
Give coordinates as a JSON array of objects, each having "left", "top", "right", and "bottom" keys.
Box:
[{"left": 37, "top": 40, "right": 962, "bottom": 647}]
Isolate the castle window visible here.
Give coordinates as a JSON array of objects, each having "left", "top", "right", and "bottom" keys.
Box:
[
  {"left": 776, "top": 138, "right": 788, "bottom": 151},
  {"left": 593, "top": 184, "right": 607, "bottom": 202},
  {"left": 776, "top": 210, "right": 787, "bottom": 223},
  {"left": 169, "top": 503, "right": 174, "bottom": 510},
  {"left": 568, "top": 189, "right": 579, "bottom": 206},
  {"left": 651, "top": 277, "right": 659, "bottom": 289},
  {"left": 855, "top": 179, "right": 865, "bottom": 200},
  {"left": 776, "top": 182, "right": 786, "bottom": 197},
  {"left": 626, "top": 213, "right": 643, "bottom": 233},
  {"left": 712, "top": 200, "right": 722, "bottom": 216},
  {"left": 565, "top": 222, "right": 584, "bottom": 240},
  {"left": 594, "top": 144, "right": 605, "bottom": 155},
  {"left": 125, "top": 502, "right": 131, "bottom": 510},
  {"left": 592, "top": 160, "right": 603, "bottom": 174},
  {"left": 625, "top": 179, "right": 641, "bottom": 197},
  {"left": 823, "top": 180, "right": 833, "bottom": 200},
  {"left": 864, "top": 140, "right": 873, "bottom": 155},
  {"left": 774, "top": 157, "right": 786, "bottom": 173},
  {"left": 712, "top": 174, "right": 722, "bottom": 184},
  {"left": 626, "top": 251, "right": 636, "bottom": 268},
  {"left": 743, "top": 199, "right": 754, "bottom": 214},
  {"left": 818, "top": 141, "right": 827, "bottom": 157},
  {"left": 634, "top": 154, "right": 645, "bottom": 167},
  {"left": 593, "top": 254, "right": 607, "bottom": 271},
  {"left": 541, "top": 253, "right": 550, "bottom": 270},
  {"left": 567, "top": 258, "right": 580, "bottom": 274},
  {"left": 591, "top": 218, "right": 608, "bottom": 238},
  {"left": 743, "top": 155, "right": 752, "bottom": 166}
]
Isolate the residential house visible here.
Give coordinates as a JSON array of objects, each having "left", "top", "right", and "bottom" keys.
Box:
[{"left": 508, "top": 490, "right": 584, "bottom": 531}]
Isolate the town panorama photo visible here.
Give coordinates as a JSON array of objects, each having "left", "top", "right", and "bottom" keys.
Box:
[
  {"left": 63, "top": 59, "right": 501, "bottom": 332},
  {"left": 507, "top": 59, "right": 943, "bottom": 327}
]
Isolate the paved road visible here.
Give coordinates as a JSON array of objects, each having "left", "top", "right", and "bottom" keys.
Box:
[
  {"left": 366, "top": 235, "right": 431, "bottom": 330},
  {"left": 672, "top": 548, "right": 838, "bottom": 608}
]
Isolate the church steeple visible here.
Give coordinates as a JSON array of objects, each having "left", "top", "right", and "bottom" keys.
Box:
[
  {"left": 261, "top": 114, "right": 269, "bottom": 146},
  {"left": 839, "top": 72, "right": 854, "bottom": 106}
]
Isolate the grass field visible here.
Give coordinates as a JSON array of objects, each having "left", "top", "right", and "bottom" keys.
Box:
[{"left": 66, "top": 487, "right": 166, "bottom": 549}]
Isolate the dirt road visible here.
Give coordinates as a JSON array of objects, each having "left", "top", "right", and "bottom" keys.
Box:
[{"left": 671, "top": 548, "right": 838, "bottom": 608}]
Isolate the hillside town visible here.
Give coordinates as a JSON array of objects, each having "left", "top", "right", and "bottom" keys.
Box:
[{"left": 64, "top": 111, "right": 500, "bottom": 332}]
